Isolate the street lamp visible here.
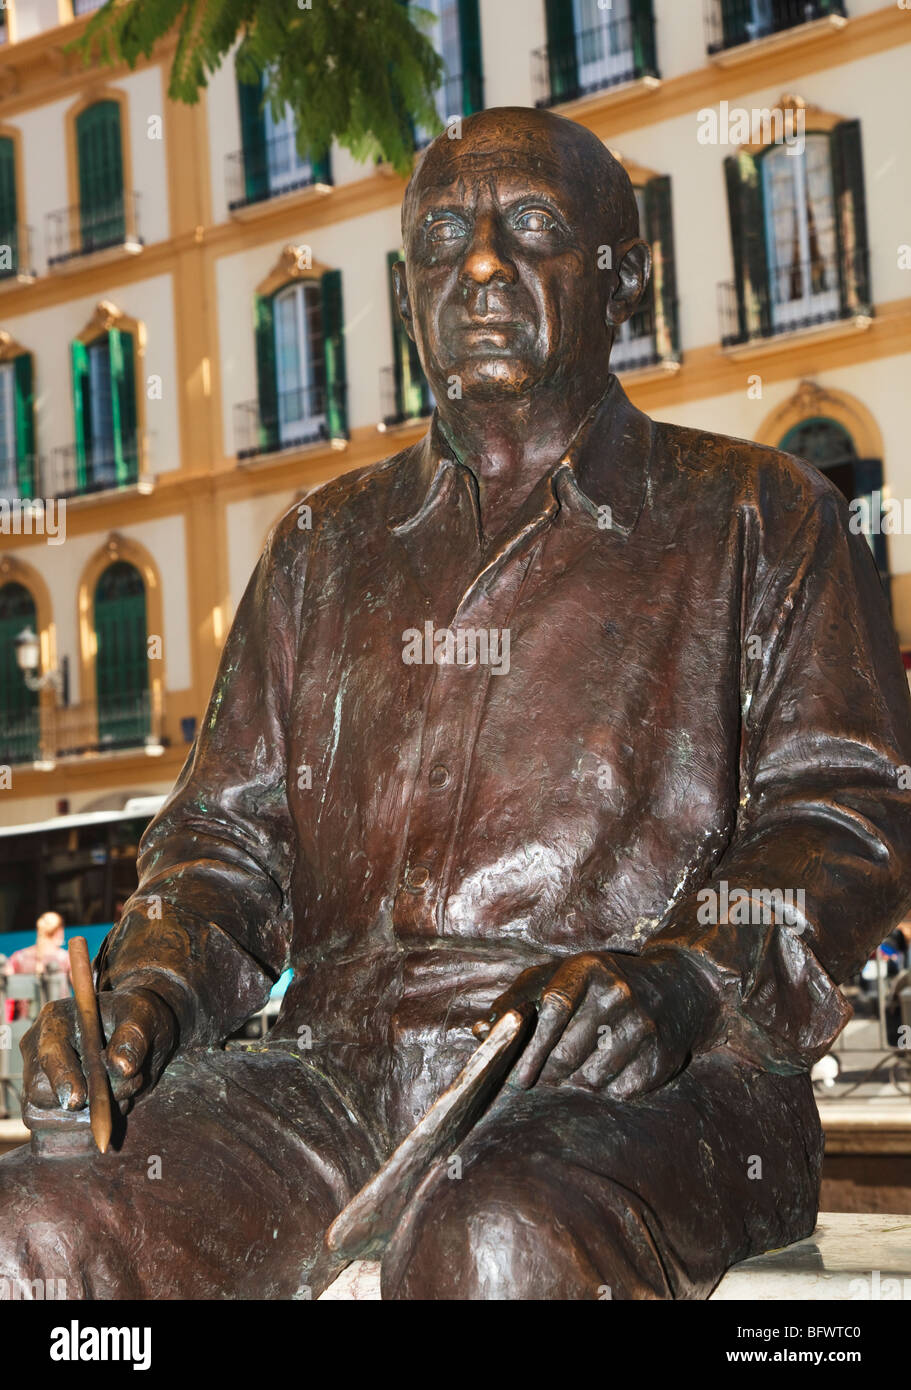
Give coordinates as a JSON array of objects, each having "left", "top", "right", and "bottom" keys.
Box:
[{"left": 15, "top": 626, "right": 65, "bottom": 695}]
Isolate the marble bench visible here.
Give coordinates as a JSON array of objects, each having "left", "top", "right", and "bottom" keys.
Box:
[{"left": 318, "top": 1213, "right": 911, "bottom": 1300}]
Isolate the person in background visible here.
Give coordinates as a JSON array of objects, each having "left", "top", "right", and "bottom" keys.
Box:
[{"left": 5, "top": 913, "right": 71, "bottom": 1021}]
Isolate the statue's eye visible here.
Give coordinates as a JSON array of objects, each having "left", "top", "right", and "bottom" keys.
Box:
[
  {"left": 514, "top": 209, "right": 555, "bottom": 233},
  {"left": 427, "top": 216, "right": 466, "bottom": 243}
]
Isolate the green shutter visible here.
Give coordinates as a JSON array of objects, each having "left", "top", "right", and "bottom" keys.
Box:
[
  {"left": 76, "top": 101, "right": 125, "bottom": 251},
  {"left": 71, "top": 339, "right": 91, "bottom": 493},
  {"left": 109, "top": 328, "right": 137, "bottom": 486},
  {"left": 831, "top": 120, "right": 871, "bottom": 318},
  {"left": 321, "top": 269, "right": 348, "bottom": 440},
  {"left": 545, "top": 0, "right": 578, "bottom": 103},
  {"left": 311, "top": 149, "right": 332, "bottom": 185},
  {"left": 0, "top": 137, "right": 17, "bottom": 277},
  {"left": 94, "top": 561, "right": 149, "bottom": 746},
  {"left": 724, "top": 151, "right": 770, "bottom": 342},
  {"left": 254, "top": 294, "right": 278, "bottom": 452},
  {"left": 457, "top": 0, "right": 483, "bottom": 115},
  {"left": 630, "top": 0, "right": 658, "bottom": 78},
  {"left": 644, "top": 175, "right": 678, "bottom": 361},
  {"left": 387, "top": 250, "right": 430, "bottom": 421},
  {"left": 13, "top": 353, "right": 34, "bottom": 496},
  {"left": 237, "top": 72, "right": 268, "bottom": 205}
]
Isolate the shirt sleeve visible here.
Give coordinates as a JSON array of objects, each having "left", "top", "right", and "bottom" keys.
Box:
[
  {"left": 95, "top": 515, "right": 306, "bottom": 1045},
  {"left": 650, "top": 477, "right": 911, "bottom": 1074}
]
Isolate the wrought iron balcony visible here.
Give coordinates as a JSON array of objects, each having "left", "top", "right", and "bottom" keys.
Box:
[
  {"left": 226, "top": 131, "right": 332, "bottom": 212},
  {"left": 46, "top": 192, "right": 142, "bottom": 268},
  {"left": 0, "top": 225, "right": 36, "bottom": 282},
  {"left": 532, "top": 9, "right": 658, "bottom": 109},
  {"left": 610, "top": 291, "right": 680, "bottom": 374},
  {"left": 0, "top": 692, "right": 165, "bottom": 766},
  {"left": 718, "top": 246, "right": 871, "bottom": 347},
  {"left": 234, "top": 383, "right": 347, "bottom": 459},
  {"left": 704, "top": 0, "right": 847, "bottom": 55},
  {"left": 42, "top": 436, "right": 141, "bottom": 500},
  {"left": 379, "top": 365, "right": 434, "bottom": 429}
]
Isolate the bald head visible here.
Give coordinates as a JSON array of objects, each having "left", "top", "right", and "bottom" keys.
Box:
[{"left": 402, "top": 107, "right": 640, "bottom": 254}]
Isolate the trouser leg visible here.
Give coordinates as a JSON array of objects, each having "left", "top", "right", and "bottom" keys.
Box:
[
  {"left": 0, "top": 1046, "right": 379, "bottom": 1300},
  {"left": 382, "top": 1048, "right": 822, "bottom": 1300}
]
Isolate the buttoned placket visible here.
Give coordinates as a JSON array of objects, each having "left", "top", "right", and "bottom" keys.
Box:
[{"left": 392, "top": 470, "right": 560, "bottom": 939}]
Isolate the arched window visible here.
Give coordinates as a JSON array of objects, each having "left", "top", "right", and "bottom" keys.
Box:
[
  {"left": 0, "top": 581, "right": 39, "bottom": 763},
  {"left": 779, "top": 416, "right": 887, "bottom": 580},
  {"left": 94, "top": 561, "right": 149, "bottom": 747},
  {"left": 76, "top": 100, "right": 125, "bottom": 253}
]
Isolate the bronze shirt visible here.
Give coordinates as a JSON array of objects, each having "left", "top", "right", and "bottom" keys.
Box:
[{"left": 98, "top": 376, "right": 911, "bottom": 1134}]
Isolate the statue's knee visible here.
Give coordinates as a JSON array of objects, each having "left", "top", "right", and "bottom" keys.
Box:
[{"left": 383, "top": 1157, "right": 603, "bottom": 1300}]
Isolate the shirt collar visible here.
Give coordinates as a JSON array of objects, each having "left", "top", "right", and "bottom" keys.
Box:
[{"left": 387, "top": 374, "right": 653, "bottom": 541}]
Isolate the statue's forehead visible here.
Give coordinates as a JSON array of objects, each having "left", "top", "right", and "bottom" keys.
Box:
[{"left": 411, "top": 143, "right": 573, "bottom": 206}]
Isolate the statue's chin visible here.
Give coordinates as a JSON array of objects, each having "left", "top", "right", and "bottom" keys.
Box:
[{"left": 441, "top": 355, "right": 540, "bottom": 398}]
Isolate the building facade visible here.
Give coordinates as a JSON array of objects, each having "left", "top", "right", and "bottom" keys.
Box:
[{"left": 0, "top": 0, "right": 907, "bottom": 829}]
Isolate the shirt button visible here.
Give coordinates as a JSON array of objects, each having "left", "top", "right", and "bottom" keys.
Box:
[
  {"left": 428, "top": 764, "right": 450, "bottom": 788},
  {"left": 405, "top": 865, "right": 430, "bottom": 891}
]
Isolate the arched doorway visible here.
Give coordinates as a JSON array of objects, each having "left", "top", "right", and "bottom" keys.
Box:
[
  {"left": 779, "top": 416, "right": 887, "bottom": 583},
  {"left": 94, "top": 560, "right": 149, "bottom": 747},
  {"left": 0, "top": 580, "right": 39, "bottom": 763}
]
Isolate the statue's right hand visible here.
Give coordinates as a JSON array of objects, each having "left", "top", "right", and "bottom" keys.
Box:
[{"left": 21, "top": 986, "right": 178, "bottom": 1113}]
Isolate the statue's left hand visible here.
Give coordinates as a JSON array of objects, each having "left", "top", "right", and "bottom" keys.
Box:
[{"left": 474, "top": 949, "right": 720, "bottom": 1101}]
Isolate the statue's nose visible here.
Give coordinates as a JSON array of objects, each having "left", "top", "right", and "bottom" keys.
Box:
[{"left": 459, "top": 212, "right": 517, "bottom": 288}]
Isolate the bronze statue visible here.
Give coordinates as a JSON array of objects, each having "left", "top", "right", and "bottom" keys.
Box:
[{"left": 1, "top": 107, "right": 910, "bottom": 1300}]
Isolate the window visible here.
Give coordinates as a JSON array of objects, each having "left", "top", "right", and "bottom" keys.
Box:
[
  {"left": 94, "top": 561, "right": 149, "bottom": 747},
  {"left": 76, "top": 100, "right": 126, "bottom": 252},
  {"left": 536, "top": 0, "right": 657, "bottom": 107},
  {"left": 0, "top": 136, "right": 20, "bottom": 278},
  {"left": 73, "top": 0, "right": 108, "bottom": 14},
  {"left": 71, "top": 327, "right": 137, "bottom": 492},
  {"left": 0, "top": 354, "right": 34, "bottom": 500},
  {"left": 722, "top": 117, "right": 870, "bottom": 346},
  {"left": 0, "top": 582, "right": 39, "bottom": 765},
  {"left": 610, "top": 176, "right": 679, "bottom": 374},
  {"left": 707, "top": 1, "right": 847, "bottom": 55},
  {"left": 243, "top": 269, "right": 347, "bottom": 457},
  {"left": 384, "top": 250, "right": 434, "bottom": 425},
  {"left": 762, "top": 137, "right": 838, "bottom": 332},
  {"left": 779, "top": 417, "right": 887, "bottom": 582},
  {"left": 412, "top": 0, "right": 483, "bottom": 138},
  {"left": 233, "top": 69, "right": 331, "bottom": 210},
  {"left": 273, "top": 282, "right": 326, "bottom": 447}
]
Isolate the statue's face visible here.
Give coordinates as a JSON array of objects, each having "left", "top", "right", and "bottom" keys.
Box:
[{"left": 400, "top": 121, "right": 617, "bottom": 400}]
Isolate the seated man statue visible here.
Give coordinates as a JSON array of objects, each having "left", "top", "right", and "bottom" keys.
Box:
[{"left": 2, "top": 107, "right": 910, "bottom": 1301}]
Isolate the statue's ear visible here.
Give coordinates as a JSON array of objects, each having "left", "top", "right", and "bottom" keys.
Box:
[
  {"left": 604, "top": 238, "right": 652, "bottom": 329},
  {"left": 391, "top": 260, "right": 416, "bottom": 343}
]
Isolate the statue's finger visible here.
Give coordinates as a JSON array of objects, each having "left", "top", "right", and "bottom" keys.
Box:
[
  {"left": 567, "top": 1011, "right": 645, "bottom": 1090},
  {"left": 37, "top": 1038, "right": 87, "bottom": 1111},
  {"left": 107, "top": 1017, "right": 152, "bottom": 1077},
  {"left": 508, "top": 990, "right": 575, "bottom": 1089}
]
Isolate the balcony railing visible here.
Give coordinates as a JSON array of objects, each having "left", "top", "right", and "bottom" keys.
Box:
[
  {"left": 43, "top": 436, "right": 141, "bottom": 500},
  {"left": 718, "top": 246, "right": 870, "bottom": 347},
  {"left": 379, "top": 364, "right": 434, "bottom": 428},
  {"left": 46, "top": 192, "right": 142, "bottom": 268},
  {"left": 226, "top": 131, "right": 331, "bottom": 212},
  {"left": 610, "top": 291, "right": 680, "bottom": 374},
  {"left": 0, "top": 693, "right": 164, "bottom": 766},
  {"left": 234, "top": 383, "right": 346, "bottom": 459},
  {"left": 0, "top": 225, "right": 36, "bottom": 282},
  {"left": 704, "top": 0, "right": 847, "bottom": 54},
  {"left": 532, "top": 11, "right": 658, "bottom": 108}
]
